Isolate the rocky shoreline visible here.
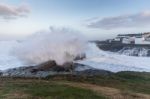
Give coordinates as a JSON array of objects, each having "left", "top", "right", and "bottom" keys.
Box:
[
  {"left": 95, "top": 41, "right": 150, "bottom": 56},
  {"left": 0, "top": 61, "right": 112, "bottom": 78}
]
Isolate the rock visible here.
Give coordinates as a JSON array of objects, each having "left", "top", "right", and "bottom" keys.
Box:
[
  {"left": 0, "top": 71, "right": 3, "bottom": 76},
  {"left": 30, "top": 60, "right": 57, "bottom": 73},
  {"left": 96, "top": 41, "right": 150, "bottom": 57},
  {"left": 1, "top": 61, "right": 113, "bottom": 78},
  {"left": 31, "top": 61, "right": 73, "bottom": 73},
  {"left": 74, "top": 53, "right": 86, "bottom": 60}
]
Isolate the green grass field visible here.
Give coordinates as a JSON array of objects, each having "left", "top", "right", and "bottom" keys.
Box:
[
  {"left": 56, "top": 71, "right": 150, "bottom": 94},
  {"left": 0, "top": 79, "right": 105, "bottom": 99},
  {"left": 0, "top": 71, "right": 150, "bottom": 99}
]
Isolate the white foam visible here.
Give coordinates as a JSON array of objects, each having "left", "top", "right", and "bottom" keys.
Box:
[
  {"left": 0, "top": 41, "right": 23, "bottom": 70},
  {"left": 77, "top": 43, "right": 150, "bottom": 72},
  {"left": 0, "top": 35, "right": 150, "bottom": 72},
  {"left": 12, "top": 28, "right": 87, "bottom": 66}
]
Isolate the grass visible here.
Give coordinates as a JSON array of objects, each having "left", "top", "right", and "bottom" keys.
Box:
[
  {"left": 0, "top": 79, "right": 105, "bottom": 99},
  {"left": 0, "top": 71, "right": 150, "bottom": 99},
  {"left": 46, "top": 71, "right": 150, "bottom": 94}
]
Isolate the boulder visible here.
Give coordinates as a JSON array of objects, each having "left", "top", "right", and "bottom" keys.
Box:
[
  {"left": 31, "top": 61, "right": 73, "bottom": 73},
  {"left": 74, "top": 53, "right": 86, "bottom": 60}
]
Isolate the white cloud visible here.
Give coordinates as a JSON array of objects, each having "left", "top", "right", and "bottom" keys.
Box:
[
  {"left": 87, "top": 11, "right": 150, "bottom": 30},
  {"left": 0, "top": 3, "right": 30, "bottom": 20}
]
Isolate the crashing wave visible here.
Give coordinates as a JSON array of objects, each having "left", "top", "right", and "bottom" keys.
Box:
[
  {"left": 118, "top": 47, "right": 150, "bottom": 57},
  {"left": 76, "top": 43, "right": 150, "bottom": 72}
]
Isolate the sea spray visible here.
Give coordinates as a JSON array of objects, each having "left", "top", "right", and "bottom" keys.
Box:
[{"left": 12, "top": 27, "right": 87, "bottom": 66}]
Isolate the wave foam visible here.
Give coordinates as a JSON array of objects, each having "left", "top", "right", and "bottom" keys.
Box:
[{"left": 12, "top": 27, "right": 87, "bottom": 66}]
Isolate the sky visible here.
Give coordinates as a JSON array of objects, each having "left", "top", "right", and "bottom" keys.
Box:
[{"left": 1, "top": 0, "right": 150, "bottom": 40}]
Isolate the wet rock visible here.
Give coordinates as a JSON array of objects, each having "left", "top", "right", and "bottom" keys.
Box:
[
  {"left": 30, "top": 60, "right": 57, "bottom": 73},
  {"left": 1, "top": 62, "right": 113, "bottom": 78},
  {"left": 74, "top": 53, "right": 86, "bottom": 60}
]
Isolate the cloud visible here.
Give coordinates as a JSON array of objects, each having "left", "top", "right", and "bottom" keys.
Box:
[
  {"left": 0, "top": 3, "right": 30, "bottom": 20},
  {"left": 87, "top": 11, "right": 150, "bottom": 30}
]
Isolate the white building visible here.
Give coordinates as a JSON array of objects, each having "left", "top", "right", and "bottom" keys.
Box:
[{"left": 117, "top": 32, "right": 150, "bottom": 44}]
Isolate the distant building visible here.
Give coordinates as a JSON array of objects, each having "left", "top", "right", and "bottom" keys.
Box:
[
  {"left": 143, "top": 32, "right": 150, "bottom": 41},
  {"left": 109, "top": 32, "right": 150, "bottom": 44},
  {"left": 117, "top": 33, "right": 142, "bottom": 38}
]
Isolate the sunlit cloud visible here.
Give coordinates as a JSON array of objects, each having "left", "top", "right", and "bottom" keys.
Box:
[
  {"left": 0, "top": 3, "right": 30, "bottom": 20},
  {"left": 87, "top": 11, "right": 150, "bottom": 30}
]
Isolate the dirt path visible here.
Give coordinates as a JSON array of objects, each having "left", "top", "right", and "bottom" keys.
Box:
[{"left": 56, "top": 81, "right": 150, "bottom": 99}]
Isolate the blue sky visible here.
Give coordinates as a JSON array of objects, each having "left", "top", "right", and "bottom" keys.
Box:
[{"left": 1, "top": 0, "right": 150, "bottom": 40}]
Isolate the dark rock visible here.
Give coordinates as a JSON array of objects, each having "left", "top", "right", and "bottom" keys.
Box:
[
  {"left": 0, "top": 71, "right": 3, "bottom": 76},
  {"left": 30, "top": 60, "right": 57, "bottom": 73},
  {"left": 1, "top": 61, "right": 113, "bottom": 78},
  {"left": 51, "top": 66, "right": 67, "bottom": 72},
  {"left": 95, "top": 41, "right": 150, "bottom": 56},
  {"left": 30, "top": 61, "right": 73, "bottom": 73},
  {"left": 74, "top": 53, "right": 86, "bottom": 60},
  {"left": 36, "top": 60, "right": 57, "bottom": 70}
]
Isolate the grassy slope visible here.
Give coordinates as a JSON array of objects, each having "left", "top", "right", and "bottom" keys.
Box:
[
  {"left": 46, "top": 71, "right": 150, "bottom": 94},
  {"left": 0, "top": 71, "right": 150, "bottom": 99},
  {"left": 0, "top": 79, "right": 105, "bottom": 99}
]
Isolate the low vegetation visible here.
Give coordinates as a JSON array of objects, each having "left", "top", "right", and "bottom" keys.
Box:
[
  {"left": 0, "top": 71, "right": 150, "bottom": 99},
  {"left": 46, "top": 71, "right": 150, "bottom": 94},
  {"left": 0, "top": 79, "right": 105, "bottom": 99}
]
